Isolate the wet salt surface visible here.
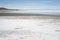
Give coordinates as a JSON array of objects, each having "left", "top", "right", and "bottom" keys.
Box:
[{"left": 0, "top": 16, "right": 60, "bottom": 40}]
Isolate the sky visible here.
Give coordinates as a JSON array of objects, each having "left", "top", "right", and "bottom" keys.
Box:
[{"left": 0, "top": 0, "right": 60, "bottom": 9}]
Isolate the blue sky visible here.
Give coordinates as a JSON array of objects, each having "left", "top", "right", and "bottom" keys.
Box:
[{"left": 0, "top": 0, "right": 60, "bottom": 9}]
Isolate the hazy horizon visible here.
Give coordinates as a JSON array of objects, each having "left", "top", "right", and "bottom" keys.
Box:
[{"left": 0, "top": 0, "right": 60, "bottom": 15}]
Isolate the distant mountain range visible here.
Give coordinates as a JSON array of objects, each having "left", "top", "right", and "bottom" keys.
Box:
[{"left": 0, "top": 7, "right": 18, "bottom": 11}]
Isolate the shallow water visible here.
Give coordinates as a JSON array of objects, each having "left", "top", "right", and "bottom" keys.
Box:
[{"left": 0, "top": 10, "right": 60, "bottom": 15}]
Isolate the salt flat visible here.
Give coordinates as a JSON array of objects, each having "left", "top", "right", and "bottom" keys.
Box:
[{"left": 0, "top": 16, "right": 60, "bottom": 40}]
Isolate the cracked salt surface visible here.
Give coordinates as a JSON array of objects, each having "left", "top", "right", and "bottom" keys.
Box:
[{"left": 0, "top": 17, "right": 60, "bottom": 40}]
